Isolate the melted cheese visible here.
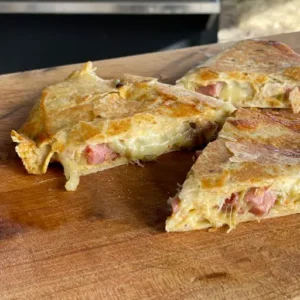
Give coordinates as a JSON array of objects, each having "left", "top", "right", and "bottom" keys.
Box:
[
  {"left": 64, "top": 120, "right": 200, "bottom": 191},
  {"left": 167, "top": 174, "right": 300, "bottom": 232},
  {"left": 110, "top": 122, "right": 194, "bottom": 160},
  {"left": 219, "top": 81, "right": 255, "bottom": 105}
]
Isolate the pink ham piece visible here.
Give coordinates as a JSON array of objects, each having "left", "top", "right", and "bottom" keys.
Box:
[
  {"left": 244, "top": 187, "right": 277, "bottom": 216},
  {"left": 85, "top": 144, "right": 119, "bottom": 165},
  {"left": 284, "top": 87, "right": 292, "bottom": 98},
  {"left": 221, "top": 192, "right": 239, "bottom": 212},
  {"left": 196, "top": 82, "right": 223, "bottom": 97},
  {"left": 170, "top": 196, "right": 180, "bottom": 214},
  {"left": 222, "top": 193, "right": 239, "bottom": 210}
]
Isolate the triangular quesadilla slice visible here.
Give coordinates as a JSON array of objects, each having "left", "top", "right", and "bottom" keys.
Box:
[
  {"left": 177, "top": 40, "right": 300, "bottom": 112},
  {"left": 12, "top": 62, "right": 234, "bottom": 191},
  {"left": 166, "top": 108, "right": 300, "bottom": 232}
]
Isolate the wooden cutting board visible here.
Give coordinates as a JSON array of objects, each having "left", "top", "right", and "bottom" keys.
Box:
[{"left": 1, "top": 32, "right": 300, "bottom": 300}]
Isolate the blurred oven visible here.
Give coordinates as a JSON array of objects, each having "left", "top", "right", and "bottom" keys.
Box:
[{"left": 0, "top": 1, "right": 220, "bottom": 74}]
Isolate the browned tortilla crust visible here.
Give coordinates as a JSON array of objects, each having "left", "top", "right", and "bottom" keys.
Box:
[
  {"left": 193, "top": 108, "right": 300, "bottom": 187},
  {"left": 177, "top": 40, "right": 300, "bottom": 111},
  {"left": 166, "top": 108, "right": 300, "bottom": 232},
  {"left": 195, "top": 40, "right": 300, "bottom": 78}
]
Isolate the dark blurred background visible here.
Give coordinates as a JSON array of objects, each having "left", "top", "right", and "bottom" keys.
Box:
[
  {"left": 2, "top": 0, "right": 298, "bottom": 75},
  {"left": 0, "top": 1, "right": 220, "bottom": 74}
]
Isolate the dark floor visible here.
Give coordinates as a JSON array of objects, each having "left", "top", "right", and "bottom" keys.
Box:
[{"left": 0, "top": 13, "right": 218, "bottom": 74}]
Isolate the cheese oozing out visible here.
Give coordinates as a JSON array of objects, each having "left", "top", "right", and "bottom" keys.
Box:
[
  {"left": 62, "top": 120, "right": 209, "bottom": 191},
  {"left": 193, "top": 81, "right": 256, "bottom": 105},
  {"left": 108, "top": 122, "right": 197, "bottom": 161},
  {"left": 219, "top": 81, "right": 255, "bottom": 105},
  {"left": 166, "top": 175, "right": 300, "bottom": 232},
  {"left": 191, "top": 79, "right": 299, "bottom": 107}
]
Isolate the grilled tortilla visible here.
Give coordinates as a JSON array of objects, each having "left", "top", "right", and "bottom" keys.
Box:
[
  {"left": 11, "top": 62, "right": 235, "bottom": 191},
  {"left": 166, "top": 108, "right": 300, "bottom": 232},
  {"left": 177, "top": 40, "right": 300, "bottom": 112}
]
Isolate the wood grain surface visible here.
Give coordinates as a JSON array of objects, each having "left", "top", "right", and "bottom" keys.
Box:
[{"left": 1, "top": 32, "right": 300, "bottom": 300}]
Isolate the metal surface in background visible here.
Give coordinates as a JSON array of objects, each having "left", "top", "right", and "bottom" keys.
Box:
[{"left": 0, "top": 1, "right": 220, "bottom": 14}]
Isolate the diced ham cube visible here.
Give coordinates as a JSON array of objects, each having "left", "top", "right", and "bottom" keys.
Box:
[
  {"left": 284, "top": 87, "right": 292, "bottom": 98},
  {"left": 221, "top": 187, "right": 276, "bottom": 216},
  {"left": 196, "top": 82, "right": 223, "bottom": 97},
  {"left": 221, "top": 193, "right": 239, "bottom": 211},
  {"left": 244, "top": 187, "right": 276, "bottom": 216},
  {"left": 170, "top": 196, "right": 180, "bottom": 214},
  {"left": 85, "top": 144, "right": 119, "bottom": 165}
]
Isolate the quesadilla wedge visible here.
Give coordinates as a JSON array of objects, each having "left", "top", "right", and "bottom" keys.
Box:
[
  {"left": 177, "top": 39, "right": 300, "bottom": 112},
  {"left": 166, "top": 108, "right": 300, "bottom": 232},
  {"left": 11, "top": 62, "right": 235, "bottom": 191}
]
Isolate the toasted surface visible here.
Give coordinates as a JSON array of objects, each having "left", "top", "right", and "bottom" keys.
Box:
[
  {"left": 189, "top": 40, "right": 300, "bottom": 75},
  {"left": 11, "top": 62, "right": 235, "bottom": 191},
  {"left": 177, "top": 40, "right": 300, "bottom": 111},
  {"left": 166, "top": 108, "right": 300, "bottom": 232}
]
